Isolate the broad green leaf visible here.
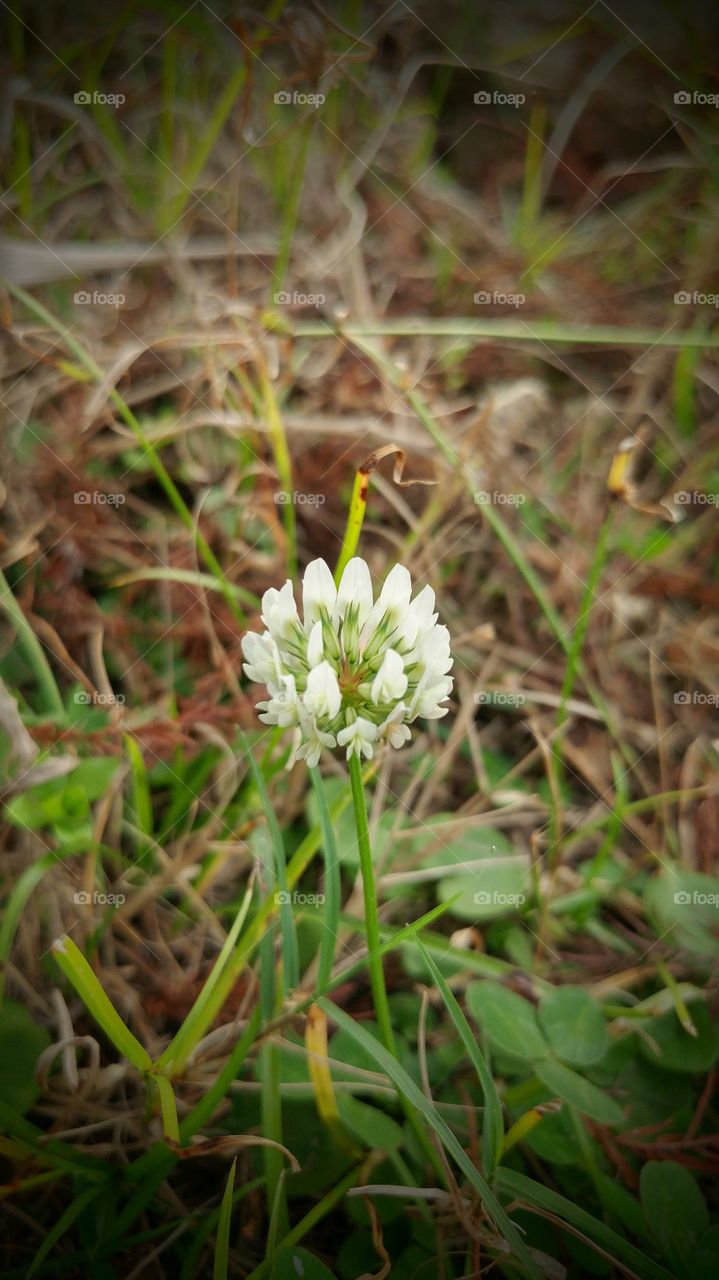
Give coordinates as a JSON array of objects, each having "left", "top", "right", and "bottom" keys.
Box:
[
  {"left": 524, "top": 1106, "right": 581, "bottom": 1166},
  {"left": 437, "top": 858, "right": 529, "bottom": 921},
  {"left": 336, "top": 1095, "right": 403, "bottom": 1153},
  {"left": 689, "top": 1226, "right": 719, "bottom": 1280},
  {"left": 6, "top": 757, "right": 119, "bottom": 837},
  {"left": 594, "top": 1173, "right": 649, "bottom": 1241},
  {"left": 0, "top": 1001, "right": 51, "bottom": 1114},
  {"left": 466, "top": 980, "right": 548, "bottom": 1061},
  {"left": 538, "top": 986, "right": 609, "bottom": 1066},
  {"left": 497, "top": 1169, "right": 674, "bottom": 1280},
  {"left": 640, "top": 1161, "right": 709, "bottom": 1275},
  {"left": 535, "top": 1059, "right": 623, "bottom": 1125},
  {"left": 639, "top": 1002, "right": 719, "bottom": 1074},
  {"left": 645, "top": 868, "right": 719, "bottom": 958},
  {"left": 272, "top": 1248, "right": 338, "bottom": 1279}
]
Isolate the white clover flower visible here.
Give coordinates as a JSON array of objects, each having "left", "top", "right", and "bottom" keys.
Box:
[{"left": 242, "top": 556, "right": 453, "bottom": 765}]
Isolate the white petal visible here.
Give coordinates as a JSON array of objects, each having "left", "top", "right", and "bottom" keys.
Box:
[
  {"left": 380, "top": 563, "right": 412, "bottom": 609},
  {"left": 370, "top": 649, "right": 408, "bottom": 703},
  {"left": 307, "top": 619, "right": 324, "bottom": 668},
  {"left": 261, "top": 580, "right": 298, "bottom": 640},
  {"left": 302, "top": 559, "right": 336, "bottom": 626},
  {"left": 337, "top": 716, "right": 378, "bottom": 759},
  {"left": 305, "top": 660, "right": 341, "bottom": 720},
  {"left": 410, "top": 583, "right": 437, "bottom": 625},
  {"left": 336, "top": 557, "right": 373, "bottom": 623},
  {"left": 241, "top": 631, "right": 282, "bottom": 685}
]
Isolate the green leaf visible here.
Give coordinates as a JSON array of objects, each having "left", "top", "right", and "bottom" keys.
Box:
[
  {"left": 640, "top": 1002, "right": 719, "bottom": 1073},
  {"left": 336, "top": 1095, "right": 403, "bottom": 1153},
  {"left": 437, "top": 858, "right": 529, "bottom": 921},
  {"left": 0, "top": 1001, "right": 51, "bottom": 1114},
  {"left": 689, "top": 1226, "right": 719, "bottom": 1280},
  {"left": 640, "top": 1161, "right": 709, "bottom": 1275},
  {"left": 535, "top": 1059, "right": 623, "bottom": 1125},
  {"left": 5, "top": 757, "right": 119, "bottom": 836},
  {"left": 466, "top": 980, "right": 548, "bottom": 1061},
  {"left": 272, "top": 1247, "right": 338, "bottom": 1280},
  {"left": 537, "top": 986, "right": 609, "bottom": 1066},
  {"left": 645, "top": 868, "right": 719, "bottom": 958}
]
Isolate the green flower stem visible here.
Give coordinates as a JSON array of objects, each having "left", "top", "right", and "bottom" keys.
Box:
[
  {"left": 348, "top": 752, "right": 395, "bottom": 1054},
  {"left": 334, "top": 469, "right": 368, "bottom": 586},
  {"left": 348, "top": 757, "right": 447, "bottom": 1182}
]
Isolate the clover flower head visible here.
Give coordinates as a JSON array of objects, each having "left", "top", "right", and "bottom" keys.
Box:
[{"left": 242, "top": 557, "right": 453, "bottom": 766}]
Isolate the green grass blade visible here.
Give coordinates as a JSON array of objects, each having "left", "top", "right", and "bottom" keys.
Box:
[
  {"left": 27, "top": 1183, "right": 101, "bottom": 1277},
  {"left": 51, "top": 936, "right": 152, "bottom": 1072},
  {"left": 152, "top": 1073, "right": 180, "bottom": 1144},
  {"left": 157, "top": 876, "right": 256, "bottom": 1075},
  {"left": 0, "top": 851, "right": 58, "bottom": 1000},
  {"left": 496, "top": 1168, "right": 675, "bottom": 1280},
  {"left": 0, "top": 567, "right": 64, "bottom": 717},
  {"left": 318, "top": 998, "right": 541, "bottom": 1280},
  {"left": 418, "top": 942, "right": 504, "bottom": 1173},
  {"left": 308, "top": 767, "right": 342, "bottom": 990},
  {"left": 213, "top": 1158, "right": 237, "bottom": 1280},
  {"left": 240, "top": 730, "right": 299, "bottom": 993},
  {"left": 180, "top": 1006, "right": 262, "bottom": 1142}
]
